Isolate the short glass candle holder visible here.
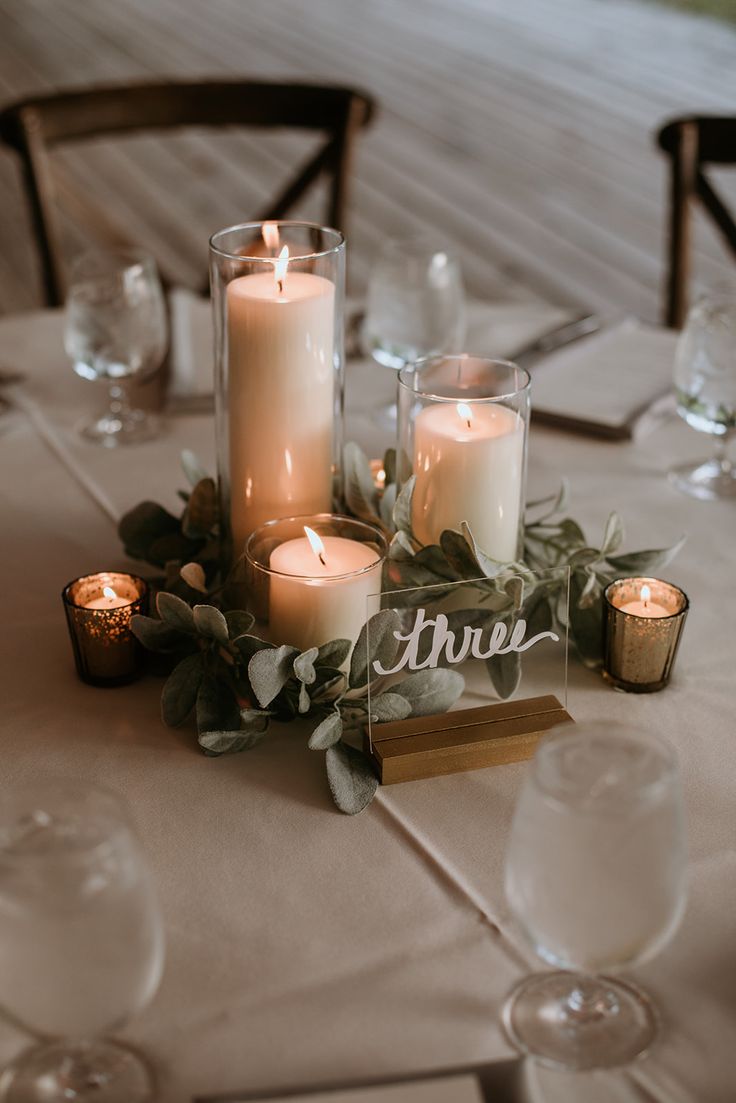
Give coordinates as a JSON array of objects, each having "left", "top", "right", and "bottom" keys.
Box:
[
  {"left": 245, "top": 515, "right": 387, "bottom": 655},
  {"left": 62, "top": 572, "right": 149, "bottom": 686},
  {"left": 603, "top": 577, "right": 689, "bottom": 693},
  {"left": 397, "top": 356, "right": 530, "bottom": 563},
  {"left": 210, "top": 221, "right": 346, "bottom": 567}
]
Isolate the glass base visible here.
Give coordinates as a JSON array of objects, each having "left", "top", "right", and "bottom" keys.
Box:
[
  {"left": 0, "top": 1040, "right": 154, "bottom": 1103},
  {"left": 502, "top": 972, "right": 659, "bottom": 1071},
  {"left": 668, "top": 457, "right": 736, "bottom": 500},
  {"left": 79, "top": 409, "right": 161, "bottom": 447}
]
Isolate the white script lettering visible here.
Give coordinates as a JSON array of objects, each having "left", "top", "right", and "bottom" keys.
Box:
[{"left": 373, "top": 612, "right": 560, "bottom": 677}]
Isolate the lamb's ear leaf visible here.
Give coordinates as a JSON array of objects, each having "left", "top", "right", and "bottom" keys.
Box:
[
  {"left": 349, "top": 609, "right": 401, "bottom": 688},
  {"left": 157, "top": 592, "right": 196, "bottom": 634},
  {"left": 393, "top": 476, "right": 415, "bottom": 533},
  {"left": 606, "top": 534, "right": 686, "bottom": 575},
  {"left": 393, "top": 668, "right": 464, "bottom": 716},
  {"left": 131, "top": 614, "right": 184, "bottom": 653},
  {"left": 161, "top": 654, "right": 204, "bottom": 726},
  {"left": 308, "top": 712, "right": 343, "bottom": 751},
  {"left": 325, "top": 742, "right": 378, "bottom": 815},
  {"left": 193, "top": 604, "right": 229, "bottom": 644},
  {"left": 199, "top": 710, "right": 270, "bottom": 755},
  {"left": 343, "top": 442, "right": 379, "bottom": 523},
  {"left": 248, "top": 645, "right": 299, "bottom": 708}
]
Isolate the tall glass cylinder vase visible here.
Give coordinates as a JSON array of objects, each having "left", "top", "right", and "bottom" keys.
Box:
[
  {"left": 397, "top": 355, "right": 530, "bottom": 562},
  {"left": 210, "top": 222, "right": 345, "bottom": 566}
]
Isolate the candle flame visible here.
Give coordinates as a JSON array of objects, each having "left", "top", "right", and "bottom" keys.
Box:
[
  {"left": 457, "top": 402, "right": 473, "bottom": 429},
  {"left": 640, "top": 584, "right": 651, "bottom": 606},
  {"left": 262, "top": 222, "right": 280, "bottom": 252},
  {"left": 304, "top": 525, "right": 327, "bottom": 567},
  {"left": 103, "top": 586, "right": 117, "bottom": 600},
  {"left": 274, "top": 245, "right": 289, "bottom": 293}
]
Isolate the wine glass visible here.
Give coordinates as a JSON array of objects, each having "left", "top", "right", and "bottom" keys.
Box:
[
  {"left": 0, "top": 781, "right": 165, "bottom": 1103},
  {"left": 64, "top": 249, "right": 168, "bottom": 447},
  {"left": 362, "top": 237, "right": 465, "bottom": 426},
  {"left": 670, "top": 292, "right": 736, "bottom": 499},
  {"left": 502, "top": 722, "right": 687, "bottom": 1071}
]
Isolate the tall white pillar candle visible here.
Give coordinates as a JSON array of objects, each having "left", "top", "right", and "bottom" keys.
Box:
[
  {"left": 269, "top": 529, "right": 382, "bottom": 653},
  {"left": 227, "top": 255, "right": 335, "bottom": 556},
  {"left": 411, "top": 401, "right": 525, "bottom": 561}
]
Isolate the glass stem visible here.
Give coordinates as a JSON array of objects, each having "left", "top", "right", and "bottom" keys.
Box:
[
  {"left": 563, "top": 976, "right": 620, "bottom": 1025},
  {"left": 108, "top": 381, "right": 132, "bottom": 418},
  {"left": 711, "top": 434, "right": 732, "bottom": 474}
]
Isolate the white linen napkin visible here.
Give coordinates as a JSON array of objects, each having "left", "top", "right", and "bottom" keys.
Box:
[
  {"left": 529, "top": 317, "right": 678, "bottom": 440},
  {"left": 168, "top": 287, "right": 214, "bottom": 409}
]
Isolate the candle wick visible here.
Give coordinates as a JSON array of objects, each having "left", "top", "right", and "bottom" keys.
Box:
[
  {"left": 318, "top": 552, "right": 326, "bottom": 567},
  {"left": 277, "top": 278, "right": 284, "bottom": 294},
  {"left": 466, "top": 418, "right": 471, "bottom": 430}
]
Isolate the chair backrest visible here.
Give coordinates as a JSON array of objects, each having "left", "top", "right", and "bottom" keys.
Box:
[
  {"left": 656, "top": 116, "right": 736, "bottom": 328},
  {"left": 0, "top": 80, "right": 375, "bottom": 307}
]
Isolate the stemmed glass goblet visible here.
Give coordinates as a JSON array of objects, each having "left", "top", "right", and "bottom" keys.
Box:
[
  {"left": 503, "top": 722, "right": 687, "bottom": 1070},
  {"left": 362, "top": 237, "right": 466, "bottom": 427},
  {"left": 64, "top": 249, "right": 168, "bottom": 447},
  {"left": 0, "top": 781, "right": 165, "bottom": 1103},
  {"left": 670, "top": 292, "right": 736, "bottom": 499}
]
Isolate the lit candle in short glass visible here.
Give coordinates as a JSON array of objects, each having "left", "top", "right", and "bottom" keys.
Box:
[
  {"left": 62, "top": 572, "right": 149, "bottom": 686},
  {"left": 397, "top": 356, "right": 529, "bottom": 562},
  {"left": 245, "top": 515, "right": 386, "bottom": 655},
  {"left": 603, "top": 577, "right": 689, "bottom": 693}
]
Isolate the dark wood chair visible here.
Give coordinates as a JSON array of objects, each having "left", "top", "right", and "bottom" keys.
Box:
[
  {"left": 0, "top": 79, "right": 375, "bottom": 307},
  {"left": 656, "top": 116, "right": 736, "bottom": 329}
]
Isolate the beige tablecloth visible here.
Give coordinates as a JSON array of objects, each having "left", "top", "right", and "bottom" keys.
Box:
[{"left": 1, "top": 307, "right": 734, "bottom": 1103}]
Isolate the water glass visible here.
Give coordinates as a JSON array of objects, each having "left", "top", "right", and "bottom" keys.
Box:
[
  {"left": 503, "top": 722, "right": 687, "bottom": 1070},
  {"left": 64, "top": 250, "right": 168, "bottom": 447},
  {"left": 0, "top": 781, "right": 164, "bottom": 1103},
  {"left": 363, "top": 237, "right": 465, "bottom": 368},
  {"left": 670, "top": 292, "right": 736, "bottom": 499}
]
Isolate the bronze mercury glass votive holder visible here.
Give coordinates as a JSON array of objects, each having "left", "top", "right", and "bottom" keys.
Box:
[
  {"left": 603, "top": 577, "right": 689, "bottom": 693},
  {"left": 62, "top": 572, "right": 149, "bottom": 686}
]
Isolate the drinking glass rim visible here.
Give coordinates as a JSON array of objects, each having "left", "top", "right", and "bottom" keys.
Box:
[
  {"left": 209, "top": 221, "right": 345, "bottom": 263},
  {"left": 0, "top": 779, "right": 135, "bottom": 864},
  {"left": 603, "top": 577, "right": 689, "bottom": 621},
  {"left": 398, "top": 355, "right": 531, "bottom": 403},
  {"left": 61, "top": 571, "right": 148, "bottom": 612},
  {"left": 529, "top": 723, "right": 680, "bottom": 815},
  {"left": 67, "top": 248, "right": 157, "bottom": 285}
]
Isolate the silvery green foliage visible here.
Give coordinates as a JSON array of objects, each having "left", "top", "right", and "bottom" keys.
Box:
[
  {"left": 131, "top": 588, "right": 464, "bottom": 816},
  {"left": 118, "top": 451, "right": 220, "bottom": 600},
  {"left": 123, "top": 443, "right": 685, "bottom": 814},
  {"left": 371, "top": 472, "right": 685, "bottom": 674}
]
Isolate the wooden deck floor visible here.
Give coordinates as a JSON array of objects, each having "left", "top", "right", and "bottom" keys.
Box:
[{"left": 0, "top": 0, "right": 735, "bottom": 319}]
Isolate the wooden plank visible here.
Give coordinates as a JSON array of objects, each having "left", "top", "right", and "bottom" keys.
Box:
[{"left": 0, "top": 0, "right": 734, "bottom": 316}]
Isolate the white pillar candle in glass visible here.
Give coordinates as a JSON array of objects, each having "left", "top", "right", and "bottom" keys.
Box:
[
  {"left": 227, "top": 247, "right": 335, "bottom": 555},
  {"left": 246, "top": 517, "right": 387, "bottom": 657},
  {"left": 411, "top": 400, "right": 525, "bottom": 561},
  {"left": 269, "top": 526, "right": 382, "bottom": 653},
  {"left": 398, "top": 356, "right": 530, "bottom": 563}
]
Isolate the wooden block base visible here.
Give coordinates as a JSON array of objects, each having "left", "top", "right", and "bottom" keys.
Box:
[{"left": 364, "top": 694, "right": 573, "bottom": 784}]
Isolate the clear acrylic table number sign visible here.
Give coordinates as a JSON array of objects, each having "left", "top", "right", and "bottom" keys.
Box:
[{"left": 364, "top": 567, "right": 572, "bottom": 784}]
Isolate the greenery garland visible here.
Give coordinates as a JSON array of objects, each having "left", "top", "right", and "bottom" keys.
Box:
[{"left": 120, "top": 445, "right": 684, "bottom": 815}]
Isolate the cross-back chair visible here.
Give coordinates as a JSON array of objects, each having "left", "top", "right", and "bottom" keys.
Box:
[
  {"left": 0, "top": 79, "right": 375, "bottom": 307},
  {"left": 656, "top": 115, "right": 736, "bottom": 328}
]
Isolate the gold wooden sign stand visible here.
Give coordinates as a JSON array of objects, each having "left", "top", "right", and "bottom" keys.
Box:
[{"left": 365, "top": 694, "right": 573, "bottom": 784}]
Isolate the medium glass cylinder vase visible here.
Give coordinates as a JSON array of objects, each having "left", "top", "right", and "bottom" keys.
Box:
[
  {"left": 245, "top": 514, "right": 387, "bottom": 654},
  {"left": 210, "top": 222, "right": 346, "bottom": 565},
  {"left": 397, "top": 355, "right": 530, "bottom": 562}
]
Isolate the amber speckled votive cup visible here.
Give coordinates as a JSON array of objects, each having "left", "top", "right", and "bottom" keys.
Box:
[
  {"left": 62, "top": 572, "right": 149, "bottom": 686},
  {"left": 603, "top": 577, "right": 689, "bottom": 693}
]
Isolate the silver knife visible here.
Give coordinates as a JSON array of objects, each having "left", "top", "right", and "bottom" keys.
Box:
[{"left": 509, "top": 312, "right": 601, "bottom": 368}]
